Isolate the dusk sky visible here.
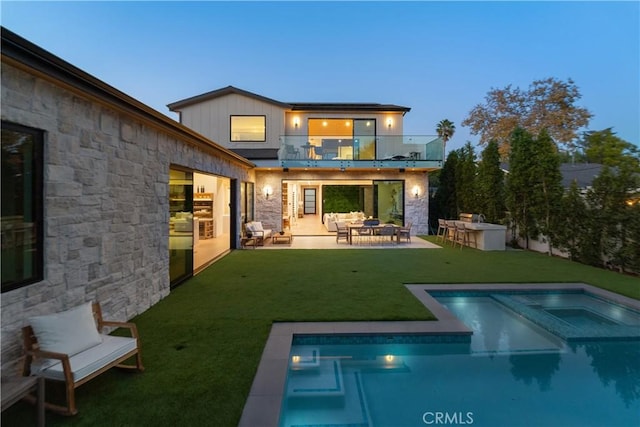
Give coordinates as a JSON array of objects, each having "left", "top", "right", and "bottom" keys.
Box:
[{"left": 2, "top": 1, "right": 638, "bottom": 153}]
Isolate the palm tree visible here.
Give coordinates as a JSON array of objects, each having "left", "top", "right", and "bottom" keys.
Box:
[{"left": 436, "top": 119, "right": 456, "bottom": 156}]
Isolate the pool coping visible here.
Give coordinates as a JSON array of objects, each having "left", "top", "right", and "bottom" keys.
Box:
[{"left": 238, "top": 283, "right": 640, "bottom": 427}]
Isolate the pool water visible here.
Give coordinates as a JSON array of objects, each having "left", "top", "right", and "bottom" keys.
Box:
[{"left": 279, "top": 291, "right": 640, "bottom": 427}]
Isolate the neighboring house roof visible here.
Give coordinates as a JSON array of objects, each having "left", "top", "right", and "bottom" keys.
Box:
[
  {"left": 500, "top": 162, "right": 605, "bottom": 188},
  {"left": 1, "top": 27, "right": 254, "bottom": 168},
  {"left": 559, "top": 163, "right": 605, "bottom": 188},
  {"left": 167, "top": 85, "right": 411, "bottom": 113}
]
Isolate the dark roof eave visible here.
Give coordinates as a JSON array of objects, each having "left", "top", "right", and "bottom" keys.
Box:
[
  {"left": 167, "top": 86, "right": 412, "bottom": 114},
  {"left": 288, "top": 103, "right": 411, "bottom": 113},
  {"left": 1, "top": 27, "right": 254, "bottom": 169},
  {"left": 168, "top": 86, "right": 291, "bottom": 111}
]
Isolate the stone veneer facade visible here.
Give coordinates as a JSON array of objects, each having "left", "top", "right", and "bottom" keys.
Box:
[
  {"left": 1, "top": 62, "right": 253, "bottom": 373},
  {"left": 254, "top": 170, "right": 429, "bottom": 234}
]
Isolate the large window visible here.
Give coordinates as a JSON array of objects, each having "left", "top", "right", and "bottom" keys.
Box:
[
  {"left": 308, "top": 118, "right": 376, "bottom": 160},
  {"left": 230, "top": 116, "right": 266, "bottom": 142},
  {"left": 1, "top": 121, "right": 44, "bottom": 292}
]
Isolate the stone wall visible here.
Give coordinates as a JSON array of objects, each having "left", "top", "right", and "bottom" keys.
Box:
[
  {"left": 1, "top": 63, "right": 252, "bottom": 373},
  {"left": 255, "top": 170, "right": 430, "bottom": 235}
]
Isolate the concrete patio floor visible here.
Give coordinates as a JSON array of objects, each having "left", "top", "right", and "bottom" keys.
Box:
[{"left": 257, "top": 235, "right": 441, "bottom": 250}]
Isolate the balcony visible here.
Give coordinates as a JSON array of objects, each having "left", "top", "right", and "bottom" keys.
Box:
[{"left": 279, "top": 135, "right": 443, "bottom": 170}]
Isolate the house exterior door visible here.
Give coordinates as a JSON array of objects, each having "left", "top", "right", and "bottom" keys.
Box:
[{"left": 304, "top": 188, "right": 316, "bottom": 214}]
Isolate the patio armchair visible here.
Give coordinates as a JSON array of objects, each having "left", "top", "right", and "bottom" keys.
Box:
[
  {"left": 244, "top": 221, "right": 272, "bottom": 245},
  {"left": 21, "top": 302, "right": 144, "bottom": 415}
]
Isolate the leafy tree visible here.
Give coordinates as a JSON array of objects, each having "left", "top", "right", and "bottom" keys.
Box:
[
  {"left": 433, "top": 150, "right": 459, "bottom": 220},
  {"left": 505, "top": 128, "right": 538, "bottom": 247},
  {"left": 579, "top": 128, "right": 640, "bottom": 171},
  {"left": 555, "top": 180, "right": 588, "bottom": 260},
  {"left": 476, "top": 140, "right": 505, "bottom": 223},
  {"left": 436, "top": 119, "right": 456, "bottom": 153},
  {"left": 462, "top": 77, "right": 592, "bottom": 156},
  {"left": 583, "top": 167, "right": 623, "bottom": 267},
  {"left": 529, "top": 129, "right": 564, "bottom": 255},
  {"left": 455, "top": 142, "right": 478, "bottom": 214}
]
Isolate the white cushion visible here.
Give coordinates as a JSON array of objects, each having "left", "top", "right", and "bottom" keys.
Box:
[
  {"left": 253, "top": 222, "right": 264, "bottom": 232},
  {"left": 38, "top": 335, "right": 138, "bottom": 382},
  {"left": 29, "top": 302, "right": 102, "bottom": 357},
  {"left": 245, "top": 223, "right": 255, "bottom": 233}
]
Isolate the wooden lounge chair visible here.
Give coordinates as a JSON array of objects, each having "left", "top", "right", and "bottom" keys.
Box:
[{"left": 21, "top": 302, "right": 144, "bottom": 415}]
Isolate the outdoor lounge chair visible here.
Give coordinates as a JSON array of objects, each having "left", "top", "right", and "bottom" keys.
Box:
[{"left": 21, "top": 302, "right": 144, "bottom": 415}]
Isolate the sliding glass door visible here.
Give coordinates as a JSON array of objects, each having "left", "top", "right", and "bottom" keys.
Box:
[
  {"left": 353, "top": 119, "right": 376, "bottom": 160},
  {"left": 169, "top": 168, "right": 193, "bottom": 286},
  {"left": 373, "top": 180, "right": 404, "bottom": 225}
]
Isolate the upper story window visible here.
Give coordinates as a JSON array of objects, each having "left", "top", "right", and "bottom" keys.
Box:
[
  {"left": 1, "top": 121, "right": 44, "bottom": 292},
  {"left": 230, "top": 115, "right": 266, "bottom": 142}
]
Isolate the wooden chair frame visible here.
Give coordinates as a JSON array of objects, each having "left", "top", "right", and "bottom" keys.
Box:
[
  {"left": 21, "top": 302, "right": 144, "bottom": 416},
  {"left": 435, "top": 219, "right": 447, "bottom": 243}
]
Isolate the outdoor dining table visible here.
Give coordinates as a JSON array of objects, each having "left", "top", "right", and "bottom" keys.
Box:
[{"left": 347, "top": 223, "right": 401, "bottom": 245}]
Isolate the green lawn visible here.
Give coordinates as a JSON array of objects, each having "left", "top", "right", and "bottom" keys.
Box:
[{"left": 4, "top": 238, "right": 639, "bottom": 426}]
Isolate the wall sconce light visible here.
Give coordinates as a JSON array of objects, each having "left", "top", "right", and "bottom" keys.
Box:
[
  {"left": 386, "top": 118, "right": 393, "bottom": 128},
  {"left": 412, "top": 186, "right": 420, "bottom": 198},
  {"left": 293, "top": 117, "right": 300, "bottom": 128},
  {"left": 263, "top": 185, "right": 273, "bottom": 199}
]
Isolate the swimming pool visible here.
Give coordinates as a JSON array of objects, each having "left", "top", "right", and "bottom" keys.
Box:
[{"left": 240, "top": 284, "right": 640, "bottom": 427}]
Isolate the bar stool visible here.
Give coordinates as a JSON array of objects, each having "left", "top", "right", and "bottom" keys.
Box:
[
  {"left": 445, "top": 220, "right": 457, "bottom": 246},
  {"left": 436, "top": 219, "right": 447, "bottom": 243}
]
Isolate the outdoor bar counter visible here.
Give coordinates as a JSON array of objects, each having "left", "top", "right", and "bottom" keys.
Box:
[{"left": 456, "top": 221, "right": 507, "bottom": 251}]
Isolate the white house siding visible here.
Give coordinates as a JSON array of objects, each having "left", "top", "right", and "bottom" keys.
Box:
[
  {"left": 0, "top": 62, "right": 252, "bottom": 374},
  {"left": 178, "top": 93, "right": 285, "bottom": 149},
  {"left": 255, "top": 170, "right": 429, "bottom": 235}
]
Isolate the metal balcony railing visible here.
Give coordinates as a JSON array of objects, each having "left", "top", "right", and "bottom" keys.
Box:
[{"left": 278, "top": 135, "right": 443, "bottom": 168}]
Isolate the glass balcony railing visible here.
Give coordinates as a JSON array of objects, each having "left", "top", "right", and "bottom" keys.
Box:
[{"left": 279, "top": 135, "right": 443, "bottom": 166}]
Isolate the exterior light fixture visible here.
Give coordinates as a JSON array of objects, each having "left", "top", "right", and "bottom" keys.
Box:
[
  {"left": 412, "top": 186, "right": 420, "bottom": 198},
  {"left": 386, "top": 118, "right": 393, "bottom": 128},
  {"left": 263, "top": 185, "right": 273, "bottom": 199},
  {"left": 293, "top": 117, "right": 300, "bottom": 128}
]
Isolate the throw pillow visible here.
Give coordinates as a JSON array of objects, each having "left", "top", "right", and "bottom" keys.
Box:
[
  {"left": 253, "top": 222, "right": 264, "bottom": 232},
  {"left": 29, "top": 302, "right": 102, "bottom": 356}
]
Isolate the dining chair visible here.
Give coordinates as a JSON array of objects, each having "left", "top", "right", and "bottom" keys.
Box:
[
  {"left": 355, "top": 226, "right": 373, "bottom": 245},
  {"left": 397, "top": 222, "right": 412, "bottom": 243},
  {"left": 378, "top": 224, "right": 397, "bottom": 245},
  {"left": 336, "top": 222, "right": 349, "bottom": 243}
]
